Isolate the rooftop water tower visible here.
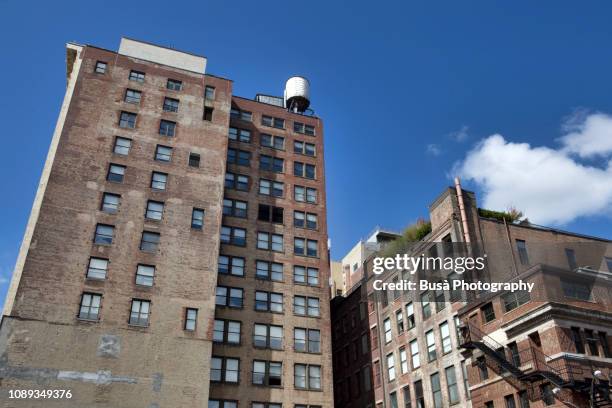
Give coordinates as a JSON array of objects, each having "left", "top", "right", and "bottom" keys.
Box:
[{"left": 284, "top": 76, "right": 310, "bottom": 113}]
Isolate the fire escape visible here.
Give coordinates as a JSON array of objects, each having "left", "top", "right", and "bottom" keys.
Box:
[{"left": 459, "top": 322, "right": 612, "bottom": 407}]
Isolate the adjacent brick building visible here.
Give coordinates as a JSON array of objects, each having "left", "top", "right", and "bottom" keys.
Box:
[
  {"left": 331, "top": 183, "right": 611, "bottom": 408},
  {"left": 1, "top": 38, "right": 333, "bottom": 408}
]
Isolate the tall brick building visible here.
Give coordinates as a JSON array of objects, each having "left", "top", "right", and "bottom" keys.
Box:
[{"left": 1, "top": 38, "right": 332, "bottom": 408}]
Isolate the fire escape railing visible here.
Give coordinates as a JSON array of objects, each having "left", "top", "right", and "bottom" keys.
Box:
[{"left": 457, "top": 322, "right": 607, "bottom": 404}]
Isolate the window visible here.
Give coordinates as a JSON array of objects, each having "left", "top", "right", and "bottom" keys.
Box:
[
  {"left": 477, "top": 356, "right": 488, "bottom": 380},
  {"left": 294, "top": 121, "right": 315, "bottom": 135},
  {"left": 431, "top": 372, "right": 442, "bottom": 408},
  {"left": 256, "top": 261, "right": 283, "bottom": 281},
  {"left": 262, "top": 115, "right": 284, "bottom": 129},
  {"left": 293, "top": 265, "right": 319, "bottom": 285},
  {"left": 145, "top": 200, "right": 164, "bottom": 220},
  {"left": 516, "top": 239, "right": 529, "bottom": 265},
  {"left": 211, "top": 356, "right": 239, "bottom": 383},
  {"left": 384, "top": 318, "right": 392, "bottom": 343},
  {"left": 101, "top": 193, "right": 120, "bottom": 213},
  {"left": 294, "top": 364, "right": 321, "bottom": 390},
  {"left": 294, "top": 238, "right": 318, "bottom": 257},
  {"left": 505, "top": 394, "right": 516, "bottom": 408},
  {"left": 421, "top": 292, "right": 431, "bottom": 319},
  {"left": 183, "top": 206, "right": 202, "bottom": 229},
  {"left": 485, "top": 402, "right": 494, "bottom": 408},
  {"left": 78, "top": 293, "right": 101, "bottom": 320},
  {"left": 223, "top": 199, "right": 247, "bottom": 218},
  {"left": 502, "top": 291, "right": 530, "bottom": 312},
  {"left": 440, "top": 321, "right": 452, "bottom": 354},
  {"left": 227, "top": 148, "right": 251, "bottom": 166},
  {"left": 87, "top": 257, "right": 108, "bottom": 280},
  {"left": 229, "top": 127, "right": 251, "bottom": 142},
  {"left": 540, "top": 383, "right": 554, "bottom": 405},
  {"left": 140, "top": 231, "right": 160, "bottom": 252},
  {"left": 225, "top": 172, "right": 249, "bottom": 191},
  {"left": 259, "top": 179, "right": 283, "bottom": 197},
  {"left": 565, "top": 248, "right": 577, "bottom": 270},
  {"left": 162, "top": 97, "right": 179, "bottom": 112},
  {"left": 113, "top": 136, "right": 132, "bottom": 155},
  {"left": 396, "top": 310, "right": 404, "bottom": 334},
  {"left": 159, "top": 120, "right": 176, "bottom": 136},
  {"left": 135, "top": 264, "right": 155, "bottom": 286},
  {"left": 230, "top": 108, "right": 252, "bottom": 122},
  {"left": 294, "top": 211, "right": 317, "bottom": 229},
  {"left": 189, "top": 153, "right": 200, "bottom": 167},
  {"left": 585, "top": 329, "right": 599, "bottom": 355},
  {"left": 216, "top": 286, "right": 244, "bottom": 308},
  {"left": 255, "top": 291, "right": 283, "bottom": 313},
  {"left": 129, "top": 70, "right": 145, "bottom": 82},
  {"left": 151, "top": 171, "right": 168, "bottom": 190},
  {"left": 434, "top": 288, "right": 445, "bottom": 311},
  {"left": 261, "top": 134, "right": 284, "bottom": 150},
  {"left": 561, "top": 280, "right": 591, "bottom": 301},
  {"left": 205, "top": 86, "right": 215, "bottom": 100},
  {"left": 606, "top": 257, "right": 612, "bottom": 272},
  {"left": 293, "top": 162, "right": 316, "bottom": 179},
  {"left": 446, "top": 366, "right": 459, "bottom": 404},
  {"left": 294, "top": 141, "right": 316, "bottom": 156},
  {"left": 218, "top": 255, "right": 245, "bottom": 276},
  {"left": 259, "top": 155, "right": 284, "bottom": 173},
  {"left": 373, "top": 360, "right": 381, "bottom": 388},
  {"left": 294, "top": 328, "right": 320, "bottom": 353},
  {"left": 403, "top": 385, "right": 412, "bottom": 408},
  {"left": 252, "top": 404, "right": 281, "bottom": 408},
  {"left": 390, "top": 392, "right": 398, "bottom": 408},
  {"left": 253, "top": 360, "right": 282, "bottom": 386},
  {"left": 155, "top": 145, "right": 172, "bottom": 162},
  {"left": 125, "top": 89, "right": 141, "bottom": 104},
  {"left": 600, "top": 331, "right": 611, "bottom": 358},
  {"left": 95, "top": 61, "right": 107, "bottom": 74},
  {"left": 518, "top": 390, "right": 530, "bottom": 408},
  {"left": 294, "top": 185, "right": 316, "bottom": 203},
  {"left": 410, "top": 339, "right": 420, "bottom": 369},
  {"left": 258, "top": 204, "right": 283, "bottom": 223},
  {"left": 119, "top": 111, "right": 137, "bottom": 128},
  {"left": 129, "top": 299, "right": 150, "bottom": 326},
  {"left": 426, "top": 330, "right": 437, "bottom": 361},
  {"left": 213, "top": 319, "right": 241, "bottom": 344},
  {"left": 220, "top": 226, "right": 246, "bottom": 246},
  {"left": 208, "top": 401, "right": 237, "bottom": 408},
  {"left": 254, "top": 324, "right": 283, "bottom": 349},
  {"left": 107, "top": 164, "right": 126, "bottom": 182},
  {"left": 94, "top": 224, "right": 114, "bottom": 245},
  {"left": 462, "top": 361, "right": 471, "bottom": 400},
  {"left": 362, "top": 333, "right": 369, "bottom": 354},
  {"left": 482, "top": 302, "right": 496, "bottom": 323},
  {"left": 406, "top": 302, "right": 415, "bottom": 329},
  {"left": 257, "top": 232, "right": 283, "bottom": 251},
  {"left": 400, "top": 347, "right": 408, "bottom": 374},
  {"left": 166, "top": 79, "right": 182, "bottom": 91},
  {"left": 294, "top": 296, "right": 319, "bottom": 317},
  {"left": 414, "top": 380, "right": 424, "bottom": 408},
  {"left": 448, "top": 272, "right": 462, "bottom": 302},
  {"left": 185, "top": 308, "right": 197, "bottom": 331},
  {"left": 204, "top": 106, "right": 214, "bottom": 121}
]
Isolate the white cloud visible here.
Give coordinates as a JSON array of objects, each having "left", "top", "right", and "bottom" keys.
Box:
[
  {"left": 448, "top": 125, "right": 469, "bottom": 142},
  {"left": 560, "top": 111, "right": 612, "bottom": 158},
  {"left": 455, "top": 112, "right": 612, "bottom": 225},
  {"left": 426, "top": 144, "right": 442, "bottom": 156}
]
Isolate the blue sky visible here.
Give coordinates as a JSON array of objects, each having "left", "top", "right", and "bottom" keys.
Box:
[{"left": 1, "top": 1, "right": 612, "bottom": 306}]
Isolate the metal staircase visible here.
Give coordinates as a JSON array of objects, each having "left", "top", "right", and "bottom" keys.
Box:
[{"left": 459, "top": 322, "right": 612, "bottom": 407}]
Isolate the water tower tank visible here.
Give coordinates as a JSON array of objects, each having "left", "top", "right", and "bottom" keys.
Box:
[{"left": 284, "top": 76, "right": 310, "bottom": 113}]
